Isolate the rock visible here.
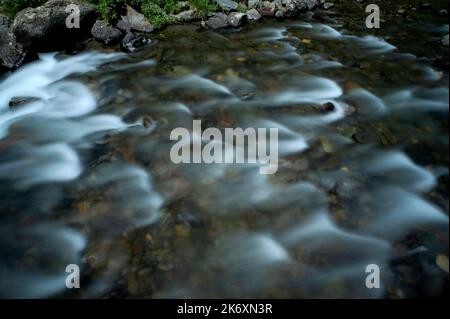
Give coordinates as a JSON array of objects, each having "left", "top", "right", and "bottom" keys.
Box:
[
  {"left": 258, "top": 1, "right": 276, "bottom": 17},
  {"left": 227, "top": 12, "right": 247, "bottom": 27},
  {"left": 323, "top": 2, "right": 334, "bottom": 10},
  {"left": 441, "top": 34, "right": 449, "bottom": 47},
  {"left": 275, "top": 9, "right": 284, "bottom": 19},
  {"left": 116, "top": 19, "right": 131, "bottom": 33},
  {"left": 274, "top": 0, "right": 296, "bottom": 17},
  {"left": 438, "top": 9, "right": 448, "bottom": 16},
  {"left": 215, "top": 0, "right": 238, "bottom": 11},
  {"left": 12, "top": 0, "right": 97, "bottom": 51},
  {"left": 91, "top": 20, "right": 123, "bottom": 46},
  {"left": 0, "top": 26, "right": 26, "bottom": 71},
  {"left": 121, "top": 32, "right": 152, "bottom": 53},
  {"left": 119, "top": 5, "right": 154, "bottom": 33},
  {"left": 248, "top": 0, "right": 262, "bottom": 9},
  {"left": 173, "top": 10, "right": 197, "bottom": 22},
  {"left": 0, "top": 13, "right": 10, "bottom": 28},
  {"left": 292, "top": 0, "right": 318, "bottom": 11},
  {"left": 9, "top": 97, "right": 40, "bottom": 109},
  {"left": 246, "top": 8, "right": 262, "bottom": 21},
  {"left": 205, "top": 13, "right": 229, "bottom": 29}
]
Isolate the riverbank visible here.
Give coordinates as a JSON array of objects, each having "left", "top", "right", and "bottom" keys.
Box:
[
  {"left": 0, "top": 0, "right": 322, "bottom": 72},
  {"left": 1, "top": 0, "right": 449, "bottom": 73}
]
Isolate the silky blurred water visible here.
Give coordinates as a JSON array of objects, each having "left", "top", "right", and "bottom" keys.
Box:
[{"left": 0, "top": 10, "right": 448, "bottom": 298}]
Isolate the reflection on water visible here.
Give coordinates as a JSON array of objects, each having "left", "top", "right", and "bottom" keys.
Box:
[{"left": 0, "top": 13, "right": 448, "bottom": 298}]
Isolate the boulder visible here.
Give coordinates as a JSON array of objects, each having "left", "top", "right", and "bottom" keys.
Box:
[
  {"left": 12, "top": 0, "right": 97, "bottom": 51},
  {"left": 258, "top": 1, "right": 276, "bottom": 17},
  {"left": 227, "top": 12, "right": 247, "bottom": 27},
  {"left": 91, "top": 20, "right": 123, "bottom": 46},
  {"left": 215, "top": 0, "right": 238, "bottom": 11},
  {"left": 275, "top": 0, "right": 298, "bottom": 17},
  {"left": 117, "top": 6, "right": 154, "bottom": 33},
  {"left": 0, "top": 26, "right": 26, "bottom": 71},
  {"left": 246, "top": 8, "right": 262, "bottom": 21},
  {"left": 205, "top": 13, "right": 229, "bottom": 29}
]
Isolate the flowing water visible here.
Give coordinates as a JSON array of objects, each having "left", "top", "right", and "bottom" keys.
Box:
[{"left": 0, "top": 5, "right": 448, "bottom": 298}]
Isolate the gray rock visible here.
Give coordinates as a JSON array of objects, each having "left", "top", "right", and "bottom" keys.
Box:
[
  {"left": 438, "top": 9, "right": 448, "bottom": 16},
  {"left": 215, "top": 0, "right": 238, "bottom": 11},
  {"left": 173, "top": 10, "right": 197, "bottom": 22},
  {"left": 91, "top": 20, "right": 123, "bottom": 45},
  {"left": 121, "top": 32, "right": 152, "bottom": 53},
  {"left": 227, "top": 12, "right": 247, "bottom": 27},
  {"left": 258, "top": 1, "right": 276, "bottom": 17},
  {"left": 120, "top": 5, "right": 154, "bottom": 33},
  {"left": 292, "top": 0, "right": 318, "bottom": 11},
  {"left": 247, "top": 0, "right": 262, "bottom": 9},
  {"left": 275, "top": 9, "right": 284, "bottom": 19},
  {"left": 246, "top": 8, "right": 262, "bottom": 21},
  {"left": 442, "top": 34, "right": 449, "bottom": 47},
  {"left": 116, "top": 19, "right": 131, "bottom": 33},
  {"left": 323, "top": 2, "right": 334, "bottom": 10},
  {"left": 0, "top": 13, "right": 10, "bottom": 28},
  {"left": 275, "top": 0, "right": 299, "bottom": 17},
  {"left": 12, "top": 0, "right": 97, "bottom": 51},
  {"left": 205, "top": 13, "right": 229, "bottom": 29},
  {"left": 0, "top": 26, "right": 26, "bottom": 70}
]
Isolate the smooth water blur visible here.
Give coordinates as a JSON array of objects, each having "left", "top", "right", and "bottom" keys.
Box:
[{"left": 0, "top": 9, "right": 448, "bottom": 298}]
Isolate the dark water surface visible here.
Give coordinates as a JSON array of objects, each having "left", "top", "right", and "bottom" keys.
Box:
[{"left": 0, "top": 3, "right": 448, "bottom": 298}]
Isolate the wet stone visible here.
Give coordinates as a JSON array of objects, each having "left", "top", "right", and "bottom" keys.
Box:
[
  {"left": 227, "top": 12, "right": 247, "bottom": 27},
  {"left": 246, "top": 8, "right": 262, "bottom": 21},
  {"left": 205, "top": 13, "right": 229, "bottom": 29},
  {"left": 92, "top": 20, "right": 123, "bottom": 46}
]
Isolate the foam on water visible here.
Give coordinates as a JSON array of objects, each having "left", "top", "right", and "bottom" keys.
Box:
[{"left": 0, "top": 53, "right": 164, "bottom": 298}]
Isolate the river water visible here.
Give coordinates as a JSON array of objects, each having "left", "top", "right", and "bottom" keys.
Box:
[{"left": 0, "top": 5, "right": 448, "bottom": 298}]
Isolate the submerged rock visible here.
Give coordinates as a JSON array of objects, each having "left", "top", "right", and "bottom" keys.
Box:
[
  {"left": 0, "top": 26, "right": 26, "bottom": 71},
  {"left": 205, "top": 13, "right": 229, "bottom": 29},
  {"left": 92, "top": 20, "right": 123, "bottom": 46},
  {"left": 227, "top": 12, "right": 247, "bottom": 27},
  {"left": 215, "top": 0, "right": 238, "bottom": 11},
  {"left": 246, "top": 8, "right": 262, "bottom": 21},
  {"left": 121, "top": 32, "right": 152, "bottom": 53},
  {"left": 12, "top": 0, "right": 97, "bottom": 51}
]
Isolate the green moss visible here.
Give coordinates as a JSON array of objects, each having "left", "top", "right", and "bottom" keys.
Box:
[
  {"left": 141, "top": 1, "right": 176, "bottom": 29},
  {"left": 188, "top": 0, "right": 217, "bottom": 17},
  {"left": 98, "top": 0, "right": 127, "bottom": 24}
]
